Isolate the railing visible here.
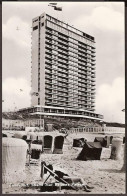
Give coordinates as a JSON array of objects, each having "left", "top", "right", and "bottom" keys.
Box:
[
  {"left": 103, "top": 126, "right": 125, "bottom": 134},
  {"left": 69, "top": 126, "right": 125, "bottom": 134}
]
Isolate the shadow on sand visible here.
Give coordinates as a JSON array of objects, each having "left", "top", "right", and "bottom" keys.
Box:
[{"left": 99, "top": 168, "right": 125, "bottom": 173}]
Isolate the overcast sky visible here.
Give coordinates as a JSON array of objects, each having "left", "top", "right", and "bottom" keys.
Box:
[{"left": 2, "top": 1, "right": 125, "bottom": 123}]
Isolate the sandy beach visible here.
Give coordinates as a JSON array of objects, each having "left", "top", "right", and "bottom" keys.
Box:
[{"left": 2, "top": 132, "right": 125, "bottom": 194}]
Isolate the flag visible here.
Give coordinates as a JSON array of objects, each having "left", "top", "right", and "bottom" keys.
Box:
[
  {"left": 122, "top": 109, "right": 125, "bottom": 112},
  {"left": 49, "top": 3, "right": 57, "bottom": 5},
  {"left": 31, "top": 92, "right": 39, "bottom": 96},
  {"left": 48, "top": 3, "right": 57, "bottom": 7},
  {"left": 54, "top": 6, "right": 62, "bottom": 11}
]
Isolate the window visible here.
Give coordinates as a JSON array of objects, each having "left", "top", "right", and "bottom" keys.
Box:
[
  {"left": 38, "top": 98, "right": 40, "bottom": 105},
  {"left": 33, "top": 19, "right": 38, "bottom": 23},
  {"left": 33, "top": 26, "right": 38, "bottom": 31},
  {"left": 41, "top": 23, "right": 44, "bottom": 27}
]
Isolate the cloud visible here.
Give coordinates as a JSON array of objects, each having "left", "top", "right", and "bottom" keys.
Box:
[
  {"left": 2, "top": 77, "right": 31, "bottom": 111},
  {"left": 92, "top": 6, "right": 124, "bottom": 32},
  {"left": 74, "top": 6, "right": 124, "bottom": 34},
  {"left": 96, "top": 77, "right": 125, "bottom": 123},
  {"left": 2, "top": 16, "right": 31, "bottom": 48}
]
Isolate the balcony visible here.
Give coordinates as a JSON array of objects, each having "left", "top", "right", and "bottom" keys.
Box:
[
  {"left": 91, "top": 53, "right": 96, "bottom": 57},
  {"left": 45, "top": 85, "right": 53, "bottom": 90},
  {"left": 58, "top": 39, "right": 68, "bottom": 46},
  {"left": 46, "top": 34, "right": 52, "bottom": 39},
  {"left": 91, "top": 82, "right": 96, "bottom": 86},
  {"left": 45, "top": 54, "right": 52, "bottom": 60},
  {"left": 78, "top": 65, "right": 88, "bottom": 71},
  {"left": 58, "top": 33, "right": 68, "bottom": 39},
  {"left": 58, "top": 45, "right": 68, "bottom": 51},
  {"left": 58, "top": 54, "right": 68, "bottom": 60},
  {"left": 45, "top": 91, "right": 52, "bottom": 95},
  {"left": 58, "top": 49, "right": 68, "bottom": 55},
  {"left": 46, "top": 29, "right": 52, "bottom": 34},
  {"left": 78, "top": 58, "right": 88, "bottom": 64},
  {"left": 58, "top": 64, "right": 68, "bottom": 70},
  {"left": 91, "top": 87, "right": 96, "bottom": 90},
  {"left": 91, "top": 67, "right": 96, "bottom": 71},
  {"left": 78, "top": 53, "right": 87, "bottom": 58},
  {"left": 58, "top": 69, "right": 68, "bottom": 74},
  {"left": 58, "top": 58, "right": 68, "bottom": 64},
  {"left": 90, "top": 95, "right": 96, "bottom": 99},
  {"left": 45, "top": 79, "right": 52, "bottom": 85},
  {"left": 91, "top": 47, "right": 96, "bottom": 52},
  {"left": 91, "top": 61, "right": 96, "bottom": 65},
  {"left": 45, "top": 70, "right": 52, "bottom": 74},
  {"left": 45, "top": 39, "right": 52, "bottom": 45},
  {"left": 45, "top": 96, "right": 52, "bottom": 100},
  {"left": 45, "top": 49, "right": 52, "bottom": 54},
  {"left": 45, "top": 64, "right": 52, "bottom": 70},
  {"left": 91, "top": 78, "right": 96, "bottom": 82},
  {"left": 78, "top": 83, "right": 86, "bottom": 88},
  {"left": 91, "top": 74, "right": 96, "bottom": 78}
]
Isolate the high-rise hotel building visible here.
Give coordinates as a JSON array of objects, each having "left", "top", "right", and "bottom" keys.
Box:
[{"left": 19, "top": 13, "right": 103, "bottom": 121}]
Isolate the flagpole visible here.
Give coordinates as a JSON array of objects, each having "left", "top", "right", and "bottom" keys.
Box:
[
  {"left": 39, "top": 93, "right": 41, "bottom": 131},
  {"left": 39, "top": 92, "right": 41, "bottom": 131}
]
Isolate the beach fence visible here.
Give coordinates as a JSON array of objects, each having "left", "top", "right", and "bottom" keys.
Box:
[{"left": 69, "top": 126, "right": 125, "bottom": 134}]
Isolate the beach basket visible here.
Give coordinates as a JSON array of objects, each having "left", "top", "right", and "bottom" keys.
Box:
[
  {"left": 123, "top": 137, "right": 125, "bottom": 144},
  {"left": 27, "top": 132, "right": 37, "bottom": 141},
  {"left": 31, "top": 143, "right": 42, "bottom": 150},
  {"left": 36, "top": 132, "right": 43, "bottom": 140},
  {"left": 2, "top": 133, "right": 7, "bottom": 137},
  {"left": 43, "top": 135, "right": 53, "bottom": 154},
  {"left": 121, "top": 144, "right": 125, "bottom": 171},
  {"left": 14, "top": 131, "right": 27, "bottom": 140},
  {"left": 2, "top": 138, "right": 28, "bottom": 183},
  {"left": 110, "top": 138, "right": 123, "bottom": 160},
  {"left": 53, "top": 136, "right": 64, "bottom": 154},
  {"left": 31, "top": 149, "right": 41, "bottom": 159}
]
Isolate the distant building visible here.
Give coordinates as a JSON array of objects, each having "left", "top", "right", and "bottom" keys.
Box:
[
  {"left": 20, "top": 13, "right": 103, "bottom": 121},
  {"left": 2, "top": 118, "right": 44, "bottom": 130}
]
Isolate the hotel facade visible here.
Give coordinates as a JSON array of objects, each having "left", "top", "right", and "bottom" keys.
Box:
[{"left": 19, "top": 13, "right": 103, "bottom": 121}]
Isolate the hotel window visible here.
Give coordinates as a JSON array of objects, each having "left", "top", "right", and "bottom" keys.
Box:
[
  {"left": 33, "top": 26, "right": 38, "bottom": 31},
  {"left": 38, "top": 98, "right": 40, "bottom": 105},
  {"left": 47, "top": 15, "right": 51, "bottom": 20}
]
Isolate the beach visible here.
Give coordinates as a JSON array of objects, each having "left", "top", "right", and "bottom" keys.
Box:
[{"left": 2, "top": 131, "right": 125, "bottom": 194}]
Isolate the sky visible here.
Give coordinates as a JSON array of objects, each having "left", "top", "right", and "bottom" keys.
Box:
[{"left": 2, "top": 1, "right": 125, "bottom": 123}]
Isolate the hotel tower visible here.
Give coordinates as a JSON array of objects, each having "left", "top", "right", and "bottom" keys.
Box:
[{"left": 20, "top": 13, "right": 103, "bottom": 121}]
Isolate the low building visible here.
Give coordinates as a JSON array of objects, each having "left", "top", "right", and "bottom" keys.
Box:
[
  {"left": 2, "top": 118, "right": 44, "bottom": 130},
  {"left": 18, "top": 105, "right": 103, "bottom": 121}
]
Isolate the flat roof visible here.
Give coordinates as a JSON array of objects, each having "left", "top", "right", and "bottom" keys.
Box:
[
  {"left": 30, "top": 112, "right": 103, "bottom": 121},
  {"left": 32, "top": 12, "right": 95, "bottom": 42},
  {"left": 18, "top": 105, "right": 103, "bottom": 117}
]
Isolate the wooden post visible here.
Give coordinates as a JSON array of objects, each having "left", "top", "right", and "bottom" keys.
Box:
[
  {"left": 40, "top": 161, "right": 45, "bottom": 179},
  {"left": 121, "top": 144, "right": 125, "bottom": 171}
]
